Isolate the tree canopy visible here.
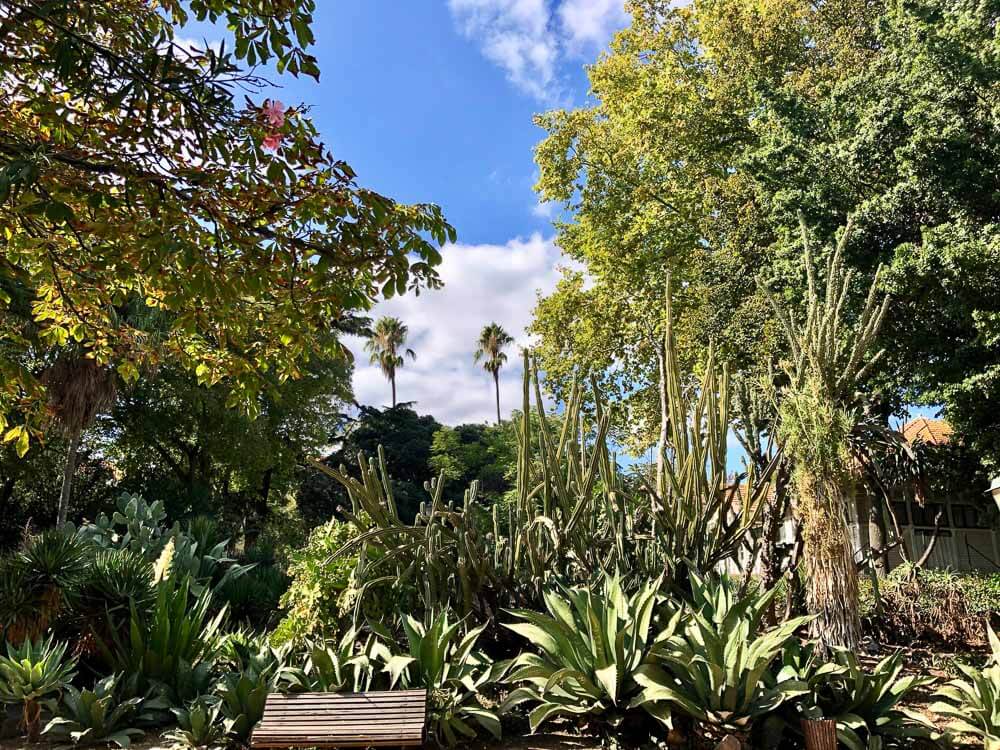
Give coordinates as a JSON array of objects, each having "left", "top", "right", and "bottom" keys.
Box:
[
  {"left": 532, "top": 0, "right": 1000, "bottom": 468},
  {"left": 0, "top": 0, "right": 454, "bottom": 453}
]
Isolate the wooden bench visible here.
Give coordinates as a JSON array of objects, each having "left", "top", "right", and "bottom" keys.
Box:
[{"left": 250, "top": 690, "right": 428, "bottom": 749}]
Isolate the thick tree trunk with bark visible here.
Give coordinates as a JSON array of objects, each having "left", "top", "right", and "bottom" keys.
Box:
[
  {"left": 795, "top": 471, "right": 863, "bottom": 654},
  {"left": 57, "top": 432, "right": 80, "bottom": 526}
]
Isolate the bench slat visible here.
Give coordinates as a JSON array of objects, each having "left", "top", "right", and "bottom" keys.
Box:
[{"left": 250, "top": 691, "right": 428, "bottom": 749}]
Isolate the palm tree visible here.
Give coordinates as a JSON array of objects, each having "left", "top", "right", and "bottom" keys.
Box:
[
  {"left": 42, "top": 354, "right": 117, "bottom": 525},
  {"left": 364, "top": 316, "right": 415, "bottom": 407},
  {"left": 474, "top": 323, "right": 514, "bottom": 424}
]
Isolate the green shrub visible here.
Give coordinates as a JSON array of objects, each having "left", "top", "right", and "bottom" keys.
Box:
[
  {"left": 778, "top": 643, "right": 937, "bottom": 750},
  {"left": 272, "top": 519, "right": 359, "bottom": 644},
  {"left": 860, "top": 566, "right": 1000, "bottom": 645},
  {"left": 286, "top": 629, "right": 386, "bottom": 693},
  {"left": 0, "top": 557, "right": 39, "bottom": 645},
  {"left": 42, "top": 673, "right": 162, "bottom": 747},
  {"left": 75, "top": 549, "right": 156, "bottom": 655},
  {"left": 931, "top": 624, "right": 1000, "bottom": 749},
  {"left": 163, "top": 697, "right": 228, "bottom": 750},
  {"left": 633, "top": 575, "right": 811, "bottom": 746},
  {"left": 385, "top": 610, "right": 503, "bottom": 747},
  {"left": 502, "top": 573, "right": 667, "bottom": 732},
  {"left": 216, "top": 564, "right": 288, "bottom": 629},
  {"left": 0, "top": 635, "right": 77, "bottom": 741},
  {"left": 100, "top": 576, "right": 225, "bottom": 707}
]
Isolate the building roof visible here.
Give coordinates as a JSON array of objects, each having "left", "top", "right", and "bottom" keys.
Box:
[{"left": 902, "top": 417, "right": 953, "bottom": 446}]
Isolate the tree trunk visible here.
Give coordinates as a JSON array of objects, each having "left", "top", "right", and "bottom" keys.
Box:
[
  {"left": 655, "top": 344, "right": 668, "bottom": 501},
  {"left": 391, "top": 373, "right": 397, "bottom": 407},
  {"left": 494, "top": 372, "right": 501, "bottom": 425},
  {"left": 57, "top": 432, "right": 80, "bottom": 526},
  {"left": 760, "top": 463, "right": 790, "bottom": 626},
  {"left": 867, "top": 494, "right": 889, "bottom": 575},
  {"left": 0, "top": 475, "right": 14, "bottom": 513},
  {"left": 795, "top": 471, "right": 862, "bottom": 654}
]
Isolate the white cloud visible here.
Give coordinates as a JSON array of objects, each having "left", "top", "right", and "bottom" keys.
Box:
[
  {"left": 558, "top": 0, "right": 629, "bottom": 52},
  {"left": 448, "top": 0, "right": 560, "bottom": 102},
  {"left": 346, "top": 234, "right": 565, "bottom": 425},
  {"left": 531, "top": 199, "right": 557, "bottom": 219},
  {"left": 448, "top": 0, "right": 629, "bottom": 102}
]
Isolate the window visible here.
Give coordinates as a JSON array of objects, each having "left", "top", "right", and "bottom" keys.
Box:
[
  {"left": 950, "top": 504, "right": 988, "bottom": 529},
  {"left": 910, "top": 502, "right": 946, "bottom": 528}
]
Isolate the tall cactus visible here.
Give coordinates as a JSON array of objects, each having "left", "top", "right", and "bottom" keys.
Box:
[
  {"left": 311, "top": 295, "right": 775, "bottom": 621},
  {"left": 649, "top": 279, "right": 778, "bottom": 579},
  {"left": 764, "top": 215, "right": 889, "bottom": 653}
]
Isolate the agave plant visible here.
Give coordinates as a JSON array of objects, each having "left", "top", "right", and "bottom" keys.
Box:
[
  {"left": 42, "top": 673, "right": 160, "bottom": 747},
  {"left": 802, "top": 648, "right": 937, "bottom": 750},
  {"left": 383, "top": 610, "right": 504, "bottom": 746},
  {"left": 163, "top": 697, "right": 228, "bottom": 750},
  {"left": 18, "top": 529, "right": 90, "bottom": 634},
  {"left": 632, "top": 576, "right": 811, "bottom": 747},
  {"left": 931, "top": 624, "right": 1000, "bottom": 749},
  {"left": 502, "top": 573, "right": 669, "bottom": 731},
  {"left": 100, "top": 575, "right": 225, "bottom": 707},
  {"left": 216, "top": 636, "right": 297, "bottom": 742},
  {"left": 286, "top": 628, "right": 386, "bottom": 693},
  {"left": 0, "top": 635, "right": 78, "bottom": 741},
  {"left": 0, "top": 557, "right": 41, "bottom": 645}
]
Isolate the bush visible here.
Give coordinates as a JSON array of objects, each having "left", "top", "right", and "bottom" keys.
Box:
[
  {"left": 0, "top": 635, "right": 77, "bottom": 741},
  {"left": 633, "top": 575, "right": 810, "bottom": 748},
  {"left": 502, "top": 573, "right": 667, "bottom": 732},
  {"left": 42, "top": 673, "right": 161, "bottom": 748},
  {"left": 931, "top": 624, "right": 1000, "bottom": 749},
  {"left": 100, "top": 576, "right": 225, "bottom": 708},
  {"left": 215, "top": 563, "right": 288, "bottom": 630},
  {"left": 860, "top": 565, "right": 1000, "bottom": 645},
  {"left": 271, "top": 519, "right": 359, "bottom": 644}
]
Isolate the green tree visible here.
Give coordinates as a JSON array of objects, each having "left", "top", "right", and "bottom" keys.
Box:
[
  {"left": 0, "top": 0, "right": 453, "bottom": 452},
  {"left": 299, "top": 405, "right": 442, "bottom": 524},
  {"left": 99, "top": 351, "right": 351, "bottom": 534},
  {"left": 473, "top": 323, "right": 514, "bottom": 424},
  {"left": 365, "top": 317, "right": 416, "bottom": 408},
  {"left": 534, "top": 0, "right": 1000, "bottom": 491},
  {"left": 429, "top": 423, "right": 515, "bottom": 501}
]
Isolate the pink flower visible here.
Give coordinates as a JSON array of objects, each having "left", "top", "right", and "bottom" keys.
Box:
[
  {"left": 262, "top": 99, "right": 286, "bottom": 128},
  {"left": 262, "top": 132, "right": 283, "bottom": 151}
]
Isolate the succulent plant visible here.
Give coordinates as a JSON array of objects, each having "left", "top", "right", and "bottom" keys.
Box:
[{"left": 0, "top": 635, "right": 77, "bottom": 741}]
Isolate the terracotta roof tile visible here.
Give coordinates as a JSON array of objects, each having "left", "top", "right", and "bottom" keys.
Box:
[{"left": 902, "top": 417, "right": 953, "bottom": 446}]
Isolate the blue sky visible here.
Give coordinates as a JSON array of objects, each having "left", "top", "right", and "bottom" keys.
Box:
[
  {"left": 183, "top": 2, "right": 939, "bottom": 440},
  {"left": 185, "top": 1, "right": 630, "bottom": 424}
]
